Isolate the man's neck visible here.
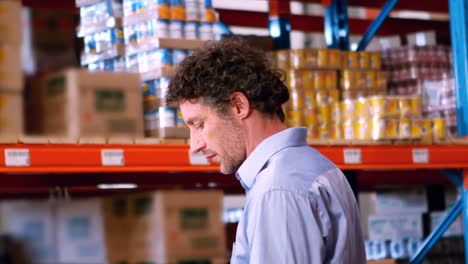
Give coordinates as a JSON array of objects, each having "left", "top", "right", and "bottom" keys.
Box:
[{"left": 244, "top": 112, "right": 287, "bottom": 157}]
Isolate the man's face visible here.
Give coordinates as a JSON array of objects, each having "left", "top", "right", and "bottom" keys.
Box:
[{"left": 179, "top": 99, "right": 246, "bottom": 174}]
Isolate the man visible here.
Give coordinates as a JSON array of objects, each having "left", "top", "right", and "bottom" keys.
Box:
[{"left": 166, "top": 37, "right": 366, "bottom": 263}]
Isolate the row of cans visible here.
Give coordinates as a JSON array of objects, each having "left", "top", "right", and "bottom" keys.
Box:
[
  {"left": 285, "top": 96, "right": 421, "bottom": 126},
  {"left": 87, "top": 48, "right": 189, "bottom": 72},
  {"left": 381, "top": 45, "right": 450, "bottom": 66},
  {"left": 365, "top": 239, "right": 421, "bottom": 261},
  {"left": 83, "top": 19, "right": 214, "bottom": 54},
  {"left": 340, "top": 70, "right": 387, "bottom": 90},
  {"left": 273, "top": 49, "right": 381, "bottom": 70},
  {"left": 300, "top": 117, "right": 447, "bottom": 141},
  {"left": 79, "top": 0, "right": 216, "bottom": 26},
  {"left": 144, "top": 106, "right": 186, "bottom": 130},
  {"left": 384, "top": 62, "right": 452, "bottom": 83},
  {"left": 286, "top": 89, "right": 340, "bottom": 110},
  {"left": 286, "top": 69, "right": 387, "bottom": 91}
]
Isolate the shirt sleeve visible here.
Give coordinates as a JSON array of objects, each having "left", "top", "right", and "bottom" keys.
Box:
[{"left": 245, "top": 189, "right": 330, "bottom": 264}]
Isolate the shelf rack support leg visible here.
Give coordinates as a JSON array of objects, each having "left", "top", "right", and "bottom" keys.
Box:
[
  {"left": 355, "top": 0, "right": 399, "bottom": 51},
  {"left": 324, "top": 0, "right": 350, "bottom": 50},
  {"left": 442, "top": 169, "right": 463, "bottom": 190},
  {"left": 449, "top": 0, "right": 468, "bottom": 137},
  {"left": 269, "top": 0, "right": 291, "bottom": 50},
  {"left": 410, "top": 197, "right": 463, "bottom": 264},
  {"left": 464, "top": 169, "right": 468, "bottom": 263}
]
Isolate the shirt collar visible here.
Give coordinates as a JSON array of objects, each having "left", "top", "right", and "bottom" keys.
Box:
[{"left": 236, "top": 127, "right": 308, "bottom": 191}]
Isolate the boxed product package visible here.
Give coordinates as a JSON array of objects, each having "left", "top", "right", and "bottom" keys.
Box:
[
  {"left": 102, "top": 196, "right": 131, "bottom": 264},
  {"left": 0, "top": 1, "right": 22, "bottom": 45},
  {"left": 430, "top": 211, "right": 463, "bottom": 238},
  {"left": 41, "top": 69, "right": 144, "bottom": 141},
  {"left": 121, "top": 191, "right": 226, "bottom": 263},
  {"left": 368, "top": 213, "right": 424, "bottom": 241},
  {"left": 374, "top": 187, "right": 428, "bottom": 214},
  {"left": 0, "top": 91, "right": 23, "bottom": 139},
  {"left": 55, "top": 199, "right": 107, "bottom": 264},
  {"left": 0, "top": 45, "right": 23, "bottom": 91},
  {"left": 0, "top": 201, "right": 56, "bottom": 263}
]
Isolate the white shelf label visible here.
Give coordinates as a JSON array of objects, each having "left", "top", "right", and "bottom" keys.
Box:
[
  {"left": 5, "top": 149, "right": 30, "bottom": 167},
  {"left": 189, "top": 151, "right": 210, "bottom": 165},
  {"left": 101, "top": 149, "right": 125, "bottom": 166},
  {"left": 343, "top": 148, "right": 362, "bottom": 164},
  {"left": 412, "top": 148, "right": 429, "bottom": 164}
]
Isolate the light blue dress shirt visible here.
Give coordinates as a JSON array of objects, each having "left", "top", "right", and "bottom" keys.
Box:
[{"left": 230, "top": 127, "right": 366, "bottom": 264}]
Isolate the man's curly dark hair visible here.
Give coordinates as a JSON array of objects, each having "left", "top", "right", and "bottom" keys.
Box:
[{"left": 165, "top": 36, "right": 290, "bottom": 122}]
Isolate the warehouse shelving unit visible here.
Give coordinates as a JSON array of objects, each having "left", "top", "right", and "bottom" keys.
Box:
[{"left": 12, "top": 0, "right": 468, "bottom": 263}]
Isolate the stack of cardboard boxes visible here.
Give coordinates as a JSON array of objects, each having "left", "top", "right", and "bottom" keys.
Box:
[
  {"left": 0, "top": 0, "right": 24, "bottom": 141},
  {"left": 0, "top": 191, "right": 226, "bottom": 264}
]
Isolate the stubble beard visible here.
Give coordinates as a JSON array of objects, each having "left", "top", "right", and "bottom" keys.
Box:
[{"left": 218, "top": 118, "right": 246, "bottom": 175}]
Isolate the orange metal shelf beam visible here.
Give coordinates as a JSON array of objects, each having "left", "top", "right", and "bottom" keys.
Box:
[{"left": 0, "top": 144, "right": 467, "bottom": 173}]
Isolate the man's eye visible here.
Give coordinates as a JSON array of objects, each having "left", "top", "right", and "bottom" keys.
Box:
[{"left": 195, "top": 123, "right": 204, "bottom": 129}]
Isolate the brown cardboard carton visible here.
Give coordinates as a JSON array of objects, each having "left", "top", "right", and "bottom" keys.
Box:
[
  {"left": 126, "top": 191, "right": 226, "bottom": 263},
  {"left": 0, "top": 91, "right": 23, "bottom": 139},
  {"left": 0, "top": 1, "right": 22, "bottom": 45},
  {"left": 41, "top": 69, "right": 144, "bottom": 140},
  {"left": 0, "top": 45, "right": 22, "bottom": 91}
]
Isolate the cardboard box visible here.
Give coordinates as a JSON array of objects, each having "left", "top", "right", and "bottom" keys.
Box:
[
  {"left": 430, "top": 211, "right": 463, "bottom": 238},
  {"left": 55, "top": 199, "right": 107, "bottom": 264},
  {"left": 374, "top": 187, "right": 428, "bottom": 214},
  {"left": 41, "top": 69, "right": 144, "bottom": 140},
  {"left": 126, "top": 191, "right": 226, "bottom": 263},
  {"left": 103, "top": 196, "right": 131, "bottom": 264},
  {"left": 0, "top": 45, "right": 23, "bottom": 91},
  {"left": 0, "top": 91, "right": 23, "bottom": 139},
  {"left": 0, "top": 201, "right": 56, "bottom": 263},
  {"left": 368, "top": 213, "right": 423, "bottom": 241},
  {"left": 145, "top": 127, "right": 190, "bottom": 139},
  {"left": 407, "top": 31, "right": 437, "bottom": 46},
  {"left": 0, "top": 1, "right": 22, "bottom": 45}
]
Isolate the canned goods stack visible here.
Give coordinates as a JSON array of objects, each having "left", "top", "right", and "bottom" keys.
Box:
[
  {"left": 421, "top": 73, "right": 457, "bottom": 139},
  {"left": 76, "top": 0, "right": 212, "bottom": 139},
  {"left": 274, "top": 48, "right": 342, "bottom": 140},
  {"left": 382, "top": 45, "right": 451, "bottom": 96}
]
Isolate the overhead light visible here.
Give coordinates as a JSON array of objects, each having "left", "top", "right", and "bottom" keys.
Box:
[{"left": 97, "top": 183, "right": 138, "bottom": 190}]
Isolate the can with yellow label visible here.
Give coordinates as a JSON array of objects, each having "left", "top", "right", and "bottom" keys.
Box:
[
  {"left": 315, "top": 90, "right": 330, "bottom": 106},
  {"left": 307, "top": 126, "right": 319, "bottom": 140},
  {"left": 355, "top": 70, "right": 367, "bottom": 89},
  {"left": 314, "top": 70, "right": 327, "bottom": 90},
  {"left": 340, "top": 70, "right": 356, "bottom": 90},
  {"left": 331, "top": 102, "right": 341, "bottom": 123},
  {"left": 289, "top": 49, "right": 306, "bottom": 69},
  {"left": 342, "top": 51, "right": 360, "bottom": 69},
  {"left": 288, "top": 89, "right": 305, "bottom": 110},
  {"left": 319, "top": 124, "right": 330, "bottom": 139},
  {"left": 302, "top": 70, "right": 314, "bottom": 90},
  {"left": 304, "top": 49, "right": 318, "bottom": 68},
  {"left": 433, "top": 118, "right": 446, "bottom": 140},
  {"left": 410, "top": 96, "right": 422, "bottom": 117},
  {"left": 275, "top": 50, "right": 290, "bottom": 70},
  {"left": 356, "top": 98, "right": 370, "bottom": 119},
  {"left": 287, "top": 110, "right": 304, "bottom": 127},
  {"left": 329, "top": 123, "right": 342, "bottom": 139},
  {"left": 342, "top": 90, "right": 367, "bottom": 101},
  {"left": 357, "top": 119, "right": 370, "bottom": 140},
  {"left": 359, "top": 52, "right": 371, "bottom": 69},
  {"left": 304, "top": 108, "right": 318, "bottom": 127},
  {"left": 365, "top": 71, "right": 377, "bottom": 89},
  {"left": 318, "top": 105, "right": 331, "bottom": 124},
  {"left": 329, "top": 89, "right": 339, "bottom": 104},
  {"left": 328, "top": 49, "right": 341, "bottom": 68},
  {"left": 370, "top": 117, "right": 398, "bottom": 140},
  {"left": 341, "top": 100, "right": 357, "bottom": 121},
  {"left": 317, "top": 49, "right": 329, "bottom": 68},
  {"left": 386, "top": 97, "right": 399, "bottom": 117},
  {"left": 325, "top": 70, "right": 337, "bottom": 89},
  {"left": 399, "top": 118, "right": 412, "bottom": 139},
  {"left": 411, "top": 119, "right": 422, "bottom": 138},
  {"left": 343, "top": 121, "right": 357, "bottom": 140},
  {"left": 421, "top": 119, "right": 432, "bottom": 141},
  {"left": 398, "top": 96, "right": 411, "bottom": 118},
  {"left": 369, "top": 52, "right": 381, "bottom": 69},
  {"left": 304, "top": 89, "right": 316, "bottom": 109},
  {"left": 376, "top": 71, "right": 387, "bottom": 90}
]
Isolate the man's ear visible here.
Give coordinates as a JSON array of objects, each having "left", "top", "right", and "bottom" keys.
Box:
[{"left": 230, "top": 92, "right": 251, "bottom": 120}]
